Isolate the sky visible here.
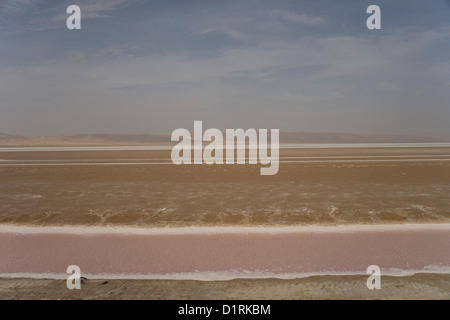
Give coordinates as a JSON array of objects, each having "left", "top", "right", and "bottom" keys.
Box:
[{"left": 0, "top": 0, "right": 449, "bottom": 136}]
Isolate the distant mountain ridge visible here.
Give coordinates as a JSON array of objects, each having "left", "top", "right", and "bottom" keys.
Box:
[
  {"left": 0, "top": 132, "right": 448, "bottom": 147},
  {"left": 0, "top": 133, "right": 169, "bottom": 147},
  {"left": 278, "top": 132, "right": 450, "bottom": 144}
]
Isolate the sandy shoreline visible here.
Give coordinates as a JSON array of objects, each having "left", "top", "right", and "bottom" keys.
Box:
[
  {"left": 1, "top": 274, "right": 449, "bottom": 300},
  {"left": 2, "top": 268, "right": 450, "bottom": 281},
  {"left": 1, "top": 222, "right": 450, "bottom": 235},
  {"left": 1, "top": 142, "right": 450, "bottom": 151}
]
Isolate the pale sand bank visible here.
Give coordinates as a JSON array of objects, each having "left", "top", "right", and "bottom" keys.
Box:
[
  {"left": 0, "top": 274, "right": 449, "bottom": 300},
  {"left": 1, "top": 142, "right": 449, "bottom": 152},
  {"left": 1, "top": 222, "right": 450, "bottom": 235}
]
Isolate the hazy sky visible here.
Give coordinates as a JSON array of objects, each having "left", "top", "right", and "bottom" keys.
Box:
[{"left": 1, "top": 0, "right": 449, "bottom": 136}]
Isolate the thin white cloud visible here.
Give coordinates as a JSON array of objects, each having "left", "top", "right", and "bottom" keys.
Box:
[
  {"left": 271, "top": 10, "right": 325, "bottom": 25},
  {"left": 0, "top": 0, "right": 41, "bottom": 13},
  {"left": 189, "top": 8, "right": 326, "bottom": 43},
  {"left": 52, "top": 0, "right": 138, "bottom": 22},
  {"left": 0, "top": 0, "right": 140, "bottom": 33}
]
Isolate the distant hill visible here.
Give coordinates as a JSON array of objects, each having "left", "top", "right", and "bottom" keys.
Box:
[
  {"left": 278, "top": 132, "right": 450, "bottom": 144},
  {"left": 0, "top": 132, "right": 448, "bottom": 147},
  {"left": 0, "top": 133, "right": 169, "bottom": 147}
]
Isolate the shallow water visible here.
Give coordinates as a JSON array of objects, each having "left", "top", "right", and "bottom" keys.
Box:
[{"left": 0, "top": 146, "right": 449, "bottom": 227}]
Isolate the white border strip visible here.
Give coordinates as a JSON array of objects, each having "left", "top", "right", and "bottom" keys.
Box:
[
  {"left": 1, "top": 266, "right": 450, "bottom": 281},
  {"left": 1, "top": 223, "right": 450, "bottom": 236},
  {"left": 1, "top": 142, "right": 450, "bottom": 152}
]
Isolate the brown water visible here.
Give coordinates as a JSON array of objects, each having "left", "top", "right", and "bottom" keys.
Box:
[{"left": 0, "top": 146, "right": 449, "bottom": 227}]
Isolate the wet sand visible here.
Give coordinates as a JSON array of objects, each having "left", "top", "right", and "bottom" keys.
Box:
[{"left": 1, "top": 273, "right": 449, "bottom": 300}]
